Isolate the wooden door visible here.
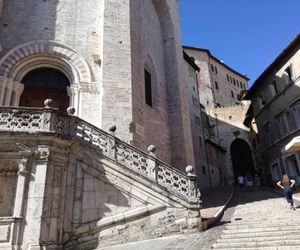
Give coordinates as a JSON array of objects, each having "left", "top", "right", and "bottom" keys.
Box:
[{"left": 20, "top": 87, "right": 69, "bottom": 111}]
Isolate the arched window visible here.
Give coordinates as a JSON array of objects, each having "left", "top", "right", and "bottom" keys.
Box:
[
  {"left": 20, "top": 68, "right": 70, "bottom": 111},
  {"left": 0, "top": 160, "right": 18, "bottom": 216}
]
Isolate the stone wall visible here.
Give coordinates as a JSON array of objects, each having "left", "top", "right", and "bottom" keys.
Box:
[{"left": 130, "top": 0, "right": 195, "bottom": 169}]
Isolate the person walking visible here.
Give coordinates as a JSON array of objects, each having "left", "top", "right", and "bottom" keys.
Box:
[
  {"left": 237, "top": 175, "right": 245, "bottom": 191},
  {"left": 277, "top": 174, "right": 296, "bottom": 210}
]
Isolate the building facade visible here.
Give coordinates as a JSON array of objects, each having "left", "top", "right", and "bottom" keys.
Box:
[
  {"left": 245, "top": 34, "right": 300, "bottom": 185},
  {"left": 183, "top": 46, "right": 254, "bottom": 186},
  {"left": 183, "top": 46, "right": 248, "bottom": 109},
  {"left": 0, "top": 0, "right": 195, "bottom": 170},
  {"left": 0, "top": 1, "right": 203, "bottom": 249}
]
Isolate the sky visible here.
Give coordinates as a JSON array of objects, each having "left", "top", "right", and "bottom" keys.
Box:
[{"left": 179, "top": 0, "right": 300, "bottom": 86}]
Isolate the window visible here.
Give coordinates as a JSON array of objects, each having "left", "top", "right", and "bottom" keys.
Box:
[
  {"left": 285, "top": 155, "right": 300, "bottom": 184},
  {"left": 144, "top": 69, "right": 152, "bottom": 106},
  {"left": 211, "top": 64, "right": 214, "bottom": 72},
  {"left": 291, "top": 104, "right": 300, "bottom": 129},
  {"left": 240, "top": 82, "right": 243, "bottom": 88},
  {"left": 233, "top": 79, "right": 236, "bottom": 86},
  {"left": 271, "top": 162, "right": 281, "bottom": 181},
  {"left": 226, "top": 74, "right": 229, "bottom": 81},
  {"left": 283, "top": 65, "right": 293, "bottom": 83},
  {"left": 202, "top": 165, "right": 206, "bottom": 175},
  {"left": 214, "top": 66, "right": 218, "bottom": 74},
  {"left": 194, "top": 115, "right": 201, "bottom": 127},
  {"left": 275, "top": 112, "right": 289, "bottom": 138},
  {"left": 243, "top": 83, "right": 246, "bottom": 89},
  {"left": 231, "top": 91, "right": 234, "bottom": 98},
  {"left": 215, "top": 81, "right": 219, "bottom": 90},
  {"left": 199, "top": 135, "right": 203, "bottom": 148},
  {"left": 192, "top": 96, "right": 199, "bottom": 107},
  {"left": 270, "top": 80, "right": 278, "bottom": 96},
  {"left": 192, "top": 86, "right": 195, "bottom": 92},
  {"left": 263, "top": 122, "right": 272, "bottom": 146},
  {"left": 258, "top": 95, "right": 265, "bottom": 109}
]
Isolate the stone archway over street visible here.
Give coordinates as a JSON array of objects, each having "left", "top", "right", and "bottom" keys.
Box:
[{"left": 230, "top": 138, "right": 255, "bottom": 181}]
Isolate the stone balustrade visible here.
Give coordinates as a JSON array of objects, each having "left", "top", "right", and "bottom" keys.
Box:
[{"left": 0, "top": 106, "right": 200, "bottom": 203}]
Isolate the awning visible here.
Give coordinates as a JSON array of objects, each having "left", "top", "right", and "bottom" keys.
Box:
[{"left": 283, "top": 136, "right": 300, "bottom": 153}]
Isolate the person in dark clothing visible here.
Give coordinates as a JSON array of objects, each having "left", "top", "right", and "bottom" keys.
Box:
[{"left": 277, "top": 174, "right": 296, "bottom": 210}]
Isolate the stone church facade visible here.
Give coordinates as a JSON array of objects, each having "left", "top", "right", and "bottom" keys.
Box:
[
  {"left": 0, "top": 1, "right": 202, "bottom": 249},
  {"left": 0, "top": 0, "right": 194, "bottom": 170}
]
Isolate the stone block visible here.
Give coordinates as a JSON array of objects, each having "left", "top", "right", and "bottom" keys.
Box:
[{"left": 0, "top": 225, "right": 10, "bottom": 242}]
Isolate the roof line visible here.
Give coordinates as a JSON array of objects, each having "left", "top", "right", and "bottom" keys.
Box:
[
  {"left": 183, "top": 51, "right": 200, "bottom": 71},
  {"left": 183, "top": 45, "right": 250, "bottom": 81}
]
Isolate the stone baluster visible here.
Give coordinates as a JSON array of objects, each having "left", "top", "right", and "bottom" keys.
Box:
[
  {"left": 42, "top": 99, "right": 54, "bottom": 132},
  {"left": 108, "top": 125, "right": 117, "bottom": 159},
  {"left": 186, "top": 165, "right": 200, "bottom": 201},
  {"left": 147, "top": 145, "right": 157, "bottom": 181}
]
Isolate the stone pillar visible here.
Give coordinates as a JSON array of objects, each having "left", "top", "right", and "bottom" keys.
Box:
[
  {"left": 0, "top": 77, "right": 24, "bottom": 106},
  {"left": 12, "top": 82, "right": 24, "bottom": 106},
  {"left": 0, "top": 77, "right": 7, "bottom": 105},
  {"left": 67, "top": 85, "right": 80, "bottom": 116},
  {"left": 3, "top": 79, "right": 13, "bottom": 106},
  {"left": 27, "top": 146, "right": 50, "bottom": 250}
]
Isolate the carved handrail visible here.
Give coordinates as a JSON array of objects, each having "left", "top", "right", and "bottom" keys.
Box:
[{"left": 0, "top": 107, "right": 200, "bottom": 203}]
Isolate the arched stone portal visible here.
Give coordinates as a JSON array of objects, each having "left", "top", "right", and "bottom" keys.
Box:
[
  {"left": 19, "top": 68, "right": 70, "bottom": 111},
  {"left": 230, "top": 138, "right": 255, "bottom": 181}
]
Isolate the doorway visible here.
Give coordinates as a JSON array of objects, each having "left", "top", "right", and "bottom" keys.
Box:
[{"left": 19, "top": 68, "right": 70, "bottom": 111}]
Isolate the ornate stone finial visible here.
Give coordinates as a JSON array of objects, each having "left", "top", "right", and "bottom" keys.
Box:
[
  {"left": 67, "top": 106, "right": 76, "bottom": 115},
  {"left": 147, "top": 145, "right": 156, "bottom": 155},
  {"left": 44, "top": 99, "right": 54, "bottom": 108},
  {"left": 109, "top": 125, "right": 117, "bottom": 133},
  {"left": 185, "top": 165, "right": 195, "bottom": 176}
]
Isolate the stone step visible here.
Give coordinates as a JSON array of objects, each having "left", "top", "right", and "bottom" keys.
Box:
[
  {"left": 225, "top": 222, "right": 300, "bottom": 229},
  {"left": 217, "top": 234, "right": 300, "bottom": 243},
  {"left": 221, "top": 230, "right": 300, "bottom": 239},
  {"left": 212, "top": 239, "right": 300, "bottom": 249},
  {"left": 222, "top": 225, "right": 300, "bottom": 234},
  {"left": 228, "top": 219, "right": 300, "bottom": 225},
  {"left": 212, "top": 246, "right": 300, "bottom": 250}
]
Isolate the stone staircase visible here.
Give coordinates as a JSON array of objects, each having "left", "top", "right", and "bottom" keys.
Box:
[
  {"left": 212, "top": 190, "right": 300, "bottom": 250},
  {"left": 0, "top": 106, "right": 201, "bottom": 249}
]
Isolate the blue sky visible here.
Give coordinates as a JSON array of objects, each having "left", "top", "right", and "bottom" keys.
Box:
[{"left": 179, "top": 0, "right": 300, "bottom": 86}]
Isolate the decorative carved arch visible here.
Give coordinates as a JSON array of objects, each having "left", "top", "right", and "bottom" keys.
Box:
[{"left": 0, "top": 40, "right": 93, "bottom": 84}]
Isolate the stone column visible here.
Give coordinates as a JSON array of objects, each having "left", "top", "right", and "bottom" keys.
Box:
[
  {"left": 3, "top": 79, "right": 13, "bottom": 106},
  {"left": 0, "top": 77, "right": 7, "bottom": 105},
  {"left": 67, "top": 85, "right": 80, "bottom": 116},
  {"left": 12, "top": 82, "right": 24, "bottom": 106},
  {"left": 0, "top": 78, "right": 24, "bottom": 106},
  {"left": 27, "top": 146, "right": 50, "bottom": 250}
]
